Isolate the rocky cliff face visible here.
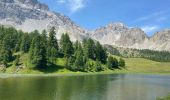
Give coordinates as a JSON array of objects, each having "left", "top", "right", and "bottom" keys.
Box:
[
  {"left": 0, "top": 0, "right": 170, "bottom": 51},
  {"left": 0, "top": 0, "right": 89, "bottom": 41},
  {"left": 91, "top": 23, "right": 170, "bottom": 51},
  {"left": 91, "top": 23, "right": 148, "bottom": 48},
  {"left": 148, "top": 30, "right": 170, "bottom": 51}
]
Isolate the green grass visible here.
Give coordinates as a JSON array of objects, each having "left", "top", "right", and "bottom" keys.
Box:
[
  {"left": 112, "top": 55, "right": 170, "bottom": 74},
  {"left": 1, "top": 54, "right": 170, "bottom": 75},
  {"left": 157, "top": 95, "right": 170, "bottom": 100}
]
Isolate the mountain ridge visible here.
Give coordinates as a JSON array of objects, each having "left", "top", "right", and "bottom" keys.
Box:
[{"left": 0, "top": 0, "right": 170, "bottom": 51}]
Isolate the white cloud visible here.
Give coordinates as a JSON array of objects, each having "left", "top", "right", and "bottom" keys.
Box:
[
  {"left": 134, "top": 12, "right": 161, "bottom": 23},
  {"left": 141, "top": 25, "right": 159, "bottom": 33},
  {"left": 69, "top": 0, "right": 85, "bottom": 13},
  {"left": 56, "top": 0, "right": 86, "bottom": 13},
  {"left": 133, "top": 9, "right": 170, "bottom": 23}
]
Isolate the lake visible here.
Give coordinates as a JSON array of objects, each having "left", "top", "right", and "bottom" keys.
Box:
[{"left": 0, "top": 74, "right": 170, "bottom": 100}]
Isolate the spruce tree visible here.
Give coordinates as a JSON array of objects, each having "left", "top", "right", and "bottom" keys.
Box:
[
  {"left": 20, "top": 33, "right": 30, "bottom": 53},
  {"left": 96, "top": 42, "right": 107, "bottom": 63},
  {"left": 47, "top": 27, "right": 58, "bottom": 63},
  {"left": 29, "top": 35, "right": 47, "bottom": 68},
  {"left": 60, "top": 33, "right": 74, "bottom": 58},
  {"left": 48, "top": 27, "right": 58, "bottom": 50},
  {"left": 74, "top": 40, "right": 79, "bottom": 51},
  {"left": 41, "top": 30, "right": 48, "bottom": 46},
  {"left": 1, "top": 37, "right": 13, "bottom": 62},
  {"left": 73, "top": 43, "right": 84, "bottom": 71},
  {"left": 84, "top": 38, "right": 96, "bottom": 60}
]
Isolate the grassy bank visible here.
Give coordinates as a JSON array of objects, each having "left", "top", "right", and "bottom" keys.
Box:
[
  {"left": 112, "top": 55, "right": 170, "bottom": 74},
  {"left": 157, "top": 95, "right": 170, "bottom": 100},
  {"left": 1, "top": 55, "right": 170, "bottom": 75}
]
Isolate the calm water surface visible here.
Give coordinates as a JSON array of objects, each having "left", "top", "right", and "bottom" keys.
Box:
[{"left": 0, "top": 74, "right": 170, "bottom": 100}]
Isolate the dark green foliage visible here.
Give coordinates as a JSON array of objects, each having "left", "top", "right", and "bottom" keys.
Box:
[
  {"left": 0, "top": 39, "right": 13, "bottom": 62},
  {"left": 96, "top": 42, "right": 107, "bottom": 63},
  {"left": 95, "top": 60, "right": 104, "bottom": 72},
  {"left": 83, "top": 38, "right": 96, "bottom": 60},
  {"left": 13, "top": 55, "right": 20, "bottom": 66},
  {"left": 60, "top": 33, "right": 74, "bottom": 58},
  {"left": 29, "top": 33, "right": 47, "bottom": 68},
  {"left": 66, "top": 56, "right": 75, "bottom": 70},
  {"left": 119, "top": 58, "right": 125, "bottom": 68},
  {"left": 106, "top": 45, "right": 170, "bottom": 62},
  {"left": 48, "top": 27, "right": 58, "bottom": 50},
  {"left": 47, "top": 27, "right": 58, "bottom": 63},
  {"left": 74, "top": 40, "right": 79, "bottom": 51},
  {"left": 107, "top": 56, "right": 113, "bottom": 69},
  {"left": 20, "top": 33, "right": 30, "bottom": 53},
  {"left": 41, "top": 30, "right": 48, "bottom": 46},
  {"left": 2, "top": 49, "right": 13, "bottom": 63},
  {"left": 107, "top": 56, "right": 119, "bottom": 69},
  {"left": 112, "top": 58, "right": 118, "bottom": 68},
  {"left": 0, "top": 26, "right": 119, "bottom": 72},
  {"left": 73, "top": 42, "right": 85, "bottom": 71}
]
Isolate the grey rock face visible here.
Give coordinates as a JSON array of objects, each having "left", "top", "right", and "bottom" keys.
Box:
[
  {"left": 91, "top": 23, "right": 148, "bottom": 47},
  {"left": 148, "top": 29, "right": 170, "bottom": 51},
  {"left": 0, "top": 0, "right": 14, "bottom": 3},
  {"left": 0, "top": 0, "right": 88, "bottom": 41},
  {"left": 91, "top": 23, "right": 170, "bottom": 51}
]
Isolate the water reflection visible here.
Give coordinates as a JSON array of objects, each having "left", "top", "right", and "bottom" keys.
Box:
[{"left": 0, "top": 74, "right": 170, "bottom": 100}]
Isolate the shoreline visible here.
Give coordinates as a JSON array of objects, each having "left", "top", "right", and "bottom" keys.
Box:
[{"left": 1, "top": 71, "right": 170, "bottom": 78}]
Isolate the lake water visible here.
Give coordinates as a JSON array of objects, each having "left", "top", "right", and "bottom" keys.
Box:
[{"left": 0, "top": 74, "right": 170, "bottom": 100}]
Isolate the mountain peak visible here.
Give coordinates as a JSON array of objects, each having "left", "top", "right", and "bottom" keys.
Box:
[
  {"left": 106, "top": 22, "right": 128, "bottom": 30},
  {"left": 0, "top": 0, "right": 14, "bottom": 3},
  {"left": 14, "top": 0, "right": 49, "bottom": 11},
  {"left": 0, "top": 0, "right": 49, "bottom": 11},
  {"left": 0, "top": 0, "right": 170, "bottom": 51}
]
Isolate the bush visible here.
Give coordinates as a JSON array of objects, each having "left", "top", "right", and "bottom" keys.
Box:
[
  {"left": 107, "top": 56, "right": 119, "bottom": 69},
  {"left": 118, "top": 58, "right": 125, "bottom": 68}
]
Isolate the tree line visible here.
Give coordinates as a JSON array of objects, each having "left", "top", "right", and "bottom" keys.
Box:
[
  {"left": 106, "top": 45, "right": 170, "bottom": 62},
  {"left": 0, "top": 26, "right": 125, "bottom": 72}
]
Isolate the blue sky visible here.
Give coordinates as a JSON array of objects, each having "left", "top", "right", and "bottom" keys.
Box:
[{"left": 38, "top": 0, "right": 170, "bottom": 36}]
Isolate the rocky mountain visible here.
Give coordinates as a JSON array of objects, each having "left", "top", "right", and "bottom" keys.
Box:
[
  {"left": 0, "top": 0, "right": 170, "bottom": 51},
  {"left": 91, "top": 22, "right": 170, "bottom": 51},
  {"left": 0, "top": 0, "right": 89, "bottom": 41},
  {"left": 91, "top": 23, "right": 148, "bottom": 48}
]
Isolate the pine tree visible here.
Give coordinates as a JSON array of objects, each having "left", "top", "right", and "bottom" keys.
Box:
[
  {"left": 1, "top": 37, "right": 13, "bottom": 62},
  {"left": 20, "top": 33, "right": 30, "bottom": 53},
  {"left": 29, "top": 35, "right": 47, "bottom": 68},
  {"left": 96, "top": 42, "right": 107, "bottom": 63},
  {"left": 83, "top": 38, "right": 96, "bottom": 60},
  {"left": 60, "top": 33, "right": 74, "bottom": 58},
  {"left": 47, "top": 27, "right": 58, "bottom": 63},
  {"left": 73, "top": 43, "right": 84, "bottom": 71},
  {"left": 74, "top": 40, "right": 79, "bottom": 51},
  {"left": 41, "top": 30, "right": 48, "bottom": 46},
  {"left": 48, "top": 27, "right": 58, "bottom": 50}
]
